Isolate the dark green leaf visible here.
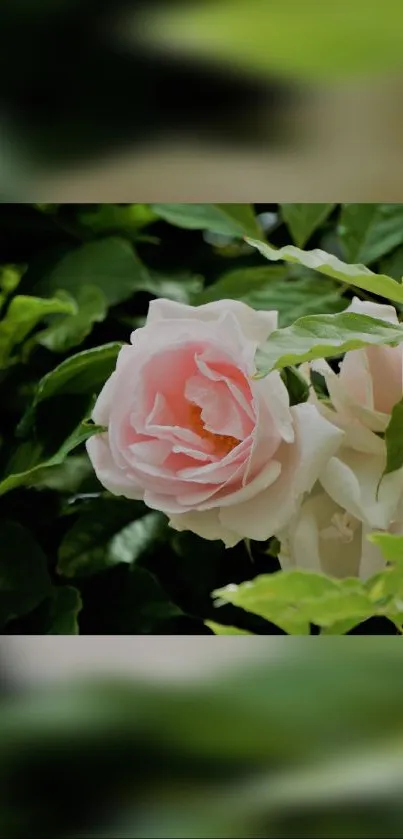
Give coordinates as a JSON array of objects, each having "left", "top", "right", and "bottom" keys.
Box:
[
  {"left": 35, "top": 342, "right": 121, "bottom": 402},
  {"left": 280, "top": 204, "right": 335, "bottom": 247},
  {"left": 32, "top": 237, "right": 150, "bottom": 306},
  {"left": 78, "top": 204, "right": 157, "bottom": 235},
  {"left": 339, "top": 204, "right": 403, "bottom": 265},
  {"left": 0, "top": 520, "right": 52, "bottom": 628},
  {"left": 0, "top": 421, "right": 103, "bottom": 496},
  {"left": 57, "top": 496, "right": 166, "bottom": 578},
  {"left": 151, "top": 204, "right": 261, "bottom": 239},
  {"left": 383, "top": 397, "right": 403, "bottom": 476},
  {"left": 46, "top": 586, "right": 82, "bottom": 634}
]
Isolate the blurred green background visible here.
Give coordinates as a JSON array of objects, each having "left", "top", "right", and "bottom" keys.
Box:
[{"left": 1, "top": 640, "right": 403, "bottom": 837}]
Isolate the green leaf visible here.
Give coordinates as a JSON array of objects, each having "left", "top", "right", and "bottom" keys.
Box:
[
  {"left": 280, "top": 366, "right": 310, "bottom": 405},
  {"left": 36, "top": 285, "right": 108, "bottom": 352},
  {"left": 0, "top": 520, "right": 52, "bottom": 629},
  {"left": 254, "top": 311, "right": 403, "bottom": 377},
  {"left": 280, "top": 204, "right": 336, "bottom": 247},
  {"left": 246, "top": 237, "right": 403, "bottom": 304},
  {"left": 0, "top": 421, "right": 103, "bottom": 496},
  {"left": 205, "top": 621, "right": 253, "bottom": 635},
  {"left": 383, "top": 397, "right": 403, "bottom": 476},
  {"left": 368, "top": 532, "right": 403, "bottom": 565},
  {"left": 35, "top": 342, "right": 122, "bottom": 403},
  {"left": 339, "top": 204, "right": 403, "bottom": 265},
  {"left": 195, "top": 265, "right": 345, "bottom": 327},
  {"left": 58, "top": 498, "right": 167, "bottom": 578},
  {"left": 32, "top": 237, "right": 150, "bottom": 306},
  {"left": 151, "top": 204, "right": 261, "bottom": 239},
  {"left": 78, "top": 204, "right": 157, "bottom": 235},
  {"left": 46, "top": 586, "right": 82, "bottom": 634},
  {"left": 214, "top": 571, "right": 377, "bottom": 635},
  {"left": 0, "top": 293, "right": 76, "bottom": 367},
  {"left": 115, "top": 566, "right": 183, "bottom": 633}
]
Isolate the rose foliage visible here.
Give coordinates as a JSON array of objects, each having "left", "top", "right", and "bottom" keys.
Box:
[{"left": 3, "top": 203, "right": 403, "bottom": 634}]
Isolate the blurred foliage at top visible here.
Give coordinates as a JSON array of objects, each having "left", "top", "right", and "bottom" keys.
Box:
[
  {"left": 1, "top": 641, "right": 403, "bottom": 837},
  {"left": 2, "top": 202, "right": 403, "bottom": 635},
  {"left": 1, "top": 0, "right": 402, "bottom": 195}
]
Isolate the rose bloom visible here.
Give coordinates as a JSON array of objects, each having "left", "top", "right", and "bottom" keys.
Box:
[
  {"left": 87, "top": 298, "right": 343, "bottom": 547},
  {"left": 304, "top": 297, "right": 403, "bottom": 534},
  {"left": 277, "top": 485, "right": 403, "bottom": 581}
]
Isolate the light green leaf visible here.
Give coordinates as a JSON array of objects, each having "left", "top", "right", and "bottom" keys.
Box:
[
  {"left": 0, "top": 264, "right": 23, "bottom": 295},
  {"left": 0, "top": 293, "right": 76, "bottom": 367},
  {"left": 47, "top": 586, "right": 82, "bottom": 634},
  {"left": 36, "top": 284, "right": 108, "bottom": 352},
  {"left": 214, "top": 570, "right": 378, "bottom": 635},
  {"left": 246, "top": 237, "right": 403, "bottom": 304},
  {"left": 280, "top": 204, "right": 335, "bottom": 247},
  {"left": 0, "top": 520, "right": 52, "bottom": 629},
  {"left": 151, "top": 204, "right": 261, "bottom": 239},
  {"left": 368, "top": 532, "right": 403, "bottom": 565},
  {"left": 339, "top": 204, "right": 403, "bottom": 265},
  {"left": 32, "top": 237, "right": 150, "bottom": 306},
  {"left": 383, "top": 397, "right": 403, "bottom": 476},
  {"left": 255, "top": 311, "right": 403, "bottom": 376},
  {"left": 0, "top": 422, "right": 104, "bottom": 497},
  {"left": 78, "top": 203, "right": 157, "bottom": 235},
  {"left": 205, "top": 621, "right": 253, "bottom": 635},
  {"left": 195, "top": 264, "right": 345, "bottom": 326},
  {"left": 57, "top": 496, "right": 166, "bottom": 578}
]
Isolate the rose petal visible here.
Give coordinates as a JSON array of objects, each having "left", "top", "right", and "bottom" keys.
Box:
[
  {"left": 145, "top": 297, "right": 278, "bottom": 342},
  {"left": 219, "top": 404, "right": 344, "bottom": 540}
]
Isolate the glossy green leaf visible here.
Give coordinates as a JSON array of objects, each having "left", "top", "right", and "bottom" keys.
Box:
[
  {"left": 58, "top": 498, "right": 167, "bottom": 578},
  {"left": 36, "top": 342, "right": 121, "bottom": 403},
  {"left": 246, "top": 237, "right": 403, "bottom": 304},
  {"left": 0, "top": 520, "right": 52, "bottom": 628},
  {"left": 151, "top": 204, "right": 261, "bottom": 239},
  {"left": 0, "top": 421, "right": 103, "bottom": 496},
  {"left": 254, "top": 311, "right": 403, "bottom": 377},
  {"left": 0, "top": 293, "right": 76, "bottom": 367},
  {"left": 280, "top": 204, "right": 335, "bottom": 247},
  {"left": 339, "top": 204, "right": 403, "bottom": 265},
  {"left": 195, "top": 264, "right": 344, "bottom": 326}
]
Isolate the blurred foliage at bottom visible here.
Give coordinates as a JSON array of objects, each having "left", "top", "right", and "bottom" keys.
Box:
[{"left": 1, "top": 642, "right": 403, "bottom": 837}]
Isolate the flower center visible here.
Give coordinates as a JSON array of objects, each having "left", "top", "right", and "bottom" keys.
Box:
[
  {"left": 188, "top": 403, "right": 239, "bottom": 455},
  {"left": 320, "top": 511, "right": 360, "bottom": 544}
]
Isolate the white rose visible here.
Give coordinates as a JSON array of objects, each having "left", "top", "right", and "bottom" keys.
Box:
[
  {"left": 307, "top": 298, "right": 403, "bottom": 531},
  {"left": 277, "top": 486, "right": 403, "bottom": 581}
]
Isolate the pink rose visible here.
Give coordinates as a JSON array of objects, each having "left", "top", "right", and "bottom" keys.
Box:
[{"left": 87, "top": 299, "right": 343, "bottom": 547}]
